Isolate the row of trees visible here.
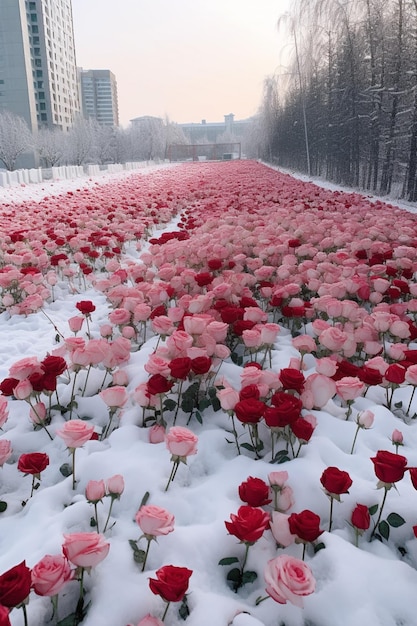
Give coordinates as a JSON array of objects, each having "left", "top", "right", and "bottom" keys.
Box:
[
  {"left": 0, "top": 112, "right": 192, "bottom": 171},
  {"left": 258, "top": 0, "right": 417, "bottom": 201}
]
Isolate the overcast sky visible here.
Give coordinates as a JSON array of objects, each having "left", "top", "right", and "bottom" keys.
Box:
[{"left": 71, "top": 0, "right": 290, "bottom": 127}]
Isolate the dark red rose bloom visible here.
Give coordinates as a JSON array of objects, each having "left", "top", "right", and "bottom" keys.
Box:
[
  {"left": 149, "top": 305, "right": 167, "bottom": 320},
  {"left": 279, "top": 368, "right": 305, "bottom": 393},
  {"left": 149, "top": 565, "right": 192, "bottom": 603},
  {"left": 28, "top": 372, "right": 50, "bottom": 393},
  {"left": 75, "top": 300, "right": 96, "bottom": 315},
  {"left": 331, "top": 359, "right": 360, "bottom": 381},
  {"left": 243, "top": 361, "right": 262, "bottom": 370},
  {"left": 17, "top": 453, "right": 49, "bottom": 476},
  {"left": 234, "top": 398, "right": 265, "bottom": 424},
  {"left": 146, "top": 374, "right": 173, "bottom": 396},
  {"left": 351, "top": 504, "right": 371, "bottom": 531},
  {"left": 238, "top": 476, "right": 271, "bottom": 507},
  {"left": 220, "top": 306, "right": 244, "bottom": 324},
  {"left": 288, "top": 510, "right": 323, "bottom": 543},
  {"left": 190, "top": 357, "right": 211, "bottom": 376},
  {"left": 371, "top": 450, "right": 408, "bottom": 484},
  {"left": 232, "top": 320, "right": 256, "bottom": 336},
  {"left": 225, "top": 505, "right": 270, "bottom": 543},
  {"left": 384, "top": 364, "right": 406, "bottom": 385},
  {"left": 239, "top": 385, "right": 260, "bottom": 401},
  {"left": 239, "top": 296, "right": 259, "bottom": 308},
  {"left": 0, "top": 378, "right": 19, "bottom": 397},
  {"left": 0, "top": 561, "right": 31, "bottom": 607},
  {"left": 266, "top": 392, "right": 302, "bottom": 427},
  {"left": 194, "top": 272, "right": 213, "bottom": 287},
  {"left": 0, "top": 605, "right": 10, "bottom": 626},
  {"left": 404, "top": 350, "right": 417, "bottom": 364},
  {"left": 207, "top": 258, "right": 222, "bottom": 271},
  {"left": 269, "top": 294, "right": 283, "bottom": 307},
  {"left": 291, "top": 418, "right": 315, "bottom": 443},
  {"left": 357, "top": 366, "right": 383, "bottom": 386},
  {"left": 408, "top": 467, "right": 417, "bottom": 490},
  {"left": 281, "top": 304, "right": 305, "bottom": 318},
  {"left": 392, "top": 279, "right": 410, "bottom": 294},
  {"left": 169, "top": 357, "right": 192, "bottom": 380},
  {"left": 41, "top": 355, "right": 67, "bottom": 376},
  {"left": 320, "top": 467, "right": 352, "bottom": 495}
]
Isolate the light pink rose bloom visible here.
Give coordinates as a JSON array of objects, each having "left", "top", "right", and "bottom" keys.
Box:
[
  {"left": 135, "top": 504, "right": 175, "bottom": 537},
  {"left": 389, "top": 320, "right": 410, "bottom": 339},
  {"left": 85, "top": 479, "right": 106, "bottom": 503},
  {"left": 129, "top": 616, "right": 164, "bottom": 626},
  {"left": 165, "top": 426, "right": 198, "bottom": 458},
  {"left": 243, "top": 307, "right": 267, "bottom": 323},
  {"left": 104, "top": 337, "right": 132, "bottom": 368},
  {"left": 0, "top": 397, "right": 9, "bottom": 428},
  {"left": 106, "top": 474, "right": 125, "bottom": 496},
  {"left": 100, "top": 324, "right": 113, "bottom": 338},
  {"left": 166, "top": 331, "right": 193, "bottom": 357},
  {"left": 213, "top": 344, "right": 231, "bottom": 360},
  {"left": 13, "top": 379, "right": 33, "bottom": 400},
  {"left": 301, "top": 373, "right": 336, "bottom": 409},
  {"left": 264, "top": 554, "right": 316, "bottom": 608},
  {"left": 68, "top": 316, "right": 84, "bottom": 333},
  {"left": 335, "top": 377, "right": 365, "bottom": 401},
  {"left": 183, "top": 315, "right": 209, "bottom": 335},
  {"left": 148, "top": 424, "right": 166, "bottom": 444},
  {"left": 277, "top": 485, "right": 295, "bottom": 512},
  {"left": 357, "top": 410, "right": 374, "bottom": 429},
  {"left": 144, "top": 354, "right": 171, "bottom": 377},
  {"left": 31, "top": 554, "right": 72, "bottom": 597},
  {"left": 292, "top": 335, "right": 316, "bottom": 354},
  {"left": 364, "top": 356, "right": 389, "bottom": 375},
  {"left": 112, "top": 369, "right": 129, "bottom": 386},
  {"left": 108, "top": 308, "right": 131, "bottom": 326},
  {"left": 240, "top": 366, "right": 262, "bottom": 387},
  {"left": 133, "top": 303, "right": 152, "bottom": 323},
  {"left": 405, "top": 365, "right": 417, "bottom": 386},
  {"left": 269, "top": 512, "right": 295, "bottom": 547},
  {"left": 29, "top": 402, "right": 47, "bottom": 424},
  {"left": 151, "top": 316, "right": 174, "bottom": 336},
  {"left": 242, "top": 329, "right": 262, "bottom": 348},
  {"left": 9, "top": 356, "right": 42, "bottom": 381},
  {"left": 392, "top": 429, "right": 403, "bottom": 444},
  {"left": 318, "top": 327, "right": 348, "bottom": 352},
  {"left": 133, "top": 383, "right": 157, "bottom": 408},
  {"left": 315, "top": 357, "right": 338, "bottom": 377},
  {"left": 0, "top": 440, "right": 12, "bottom": 467},
  {"left": 62, "top": 532, "right": 110, "bottom": 568},
  {"left": 217, "top": 386, "right": 240, "bottom": 411},
  {"left": 56, "top": 420, "right": 95, "bottom": 449},
  {"left": 205, "top": 321, "right": 228, "bottom": 343},
  {"left": 167, "top": 306, "right": 185, "bottom": 323},
  {"left": 99, "top": 385, "right": 128, "bottom": 408},
  {"left": 268, "top": 471, "right": 289, "bottom": 487},
  {"left": 122, "top": 326, "right": 136, "bottom": 340}
]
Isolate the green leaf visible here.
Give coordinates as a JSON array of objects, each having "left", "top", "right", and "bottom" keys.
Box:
[
  {"left": 368, "top": 504, "right": 379, "bottom": 516},
  {"left": 139, "top": 491, "right": 150, "bottom": 509},
  {"left": 90, "top": 517, "right": 97, "bottom": 528},
  {"left": 178, "top": 596, "right": 190, "bottom": 620},
  {"left": 387, "top": 512, "right": 406, "bottom": 527},
  {"left": 0, "top": 501, "right": 7, "bottom": 513},
  {"left": 128, "top": 540, "right": 146, "bottom": 564},
  {"left": 57, "top": 614, "right": 80, "bottom": 626},
  {"left": 256, "top": 439, "right": 264, "bottom": 452},
  {"left": 55, "top": 333, "right": 61, "bottom": 343},
  {"left": 314, "top": 542, "right": 326, "bottom": 553},
  {"left": 240, "top": 443, "right": 255, "bottom": 452},
  {"left": 378, "top": 520, "right": 390, "bottom": 541},
  {"left": 394, "top": 401, "right": 403, "bottom": 408},
  {"left": 163, "top": 398, "right": 177, "bottom": 412},
  {"left": 218, "top": 557, "right": 240, "bottom": 566},
  {"left": 226, "top": 567, "right": 242, "bottom": 591},
  {"left": 80, "top": 415, "right": 93, "bottom": 421},
  {"left": 195, "top": 410, "right": 203, "bottom": 424},
  {"left": 270, "top": 450, "right": 291, "bottom": 464},
  {"left": 241, "top": 570, "right": 258, "bottom": 585},
  {"left": 198, "top": 397, "right": 211, "bottom": 412},
  {"left": 59, "top": 463, "right": 73, "bottom": 478}
]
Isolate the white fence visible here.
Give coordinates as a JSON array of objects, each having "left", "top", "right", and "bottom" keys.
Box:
[{"left": 0, "top": 160, "right": 163, "bottom": 188}]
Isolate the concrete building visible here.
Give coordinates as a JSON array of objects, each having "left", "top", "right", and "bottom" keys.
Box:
[
  {"left": 178, "top": 113, "right": 251, "bottom": 143},
  {"left": 0, "top": 0, "right": 80, "bottom": 133},
  {"left": 79, "top": 69, "right": 119, "bottom": 127}
]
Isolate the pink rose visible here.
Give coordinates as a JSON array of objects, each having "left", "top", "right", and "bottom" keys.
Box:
[
  {"left": 56, "top": 420, "right": 95, "bottom": 448},
  {"left": 336, "top": 377, "right": 365, "bottom": 401},
  {"left": 270, "top": 512, "right": 296, "bottom": 547},
  {"left": 0, "top": 440, "right": 12, "bottom": 467},
  {"left": 106, "top": 474, "right": 125, "bottom": 496},
  {"left": 129, "top": 615, "right": 164, "bottom": 626},
  {"left": 318, "top": 327, "right": 348, "bottom": 352},
  {"left": 85, "top": 479, "right": 106, "bottom": 503},
  {"left": 31, "top": 555, "right": 72, "bottom": 597},
  {"left": 62, "top": 532, "right": 110, "bottom": 568},
  {"left": 13, "top": 379, "right": 33, "bottom": 400},
  {"left": 165, "top": 426, "right": 198, "bottom": 458},
  {"left": 149, "top": 424, "right": 166, "bottom": 444},
  {"left": 99, "top": 386, "right": 128, "bottom": 408},
  {"left": 216, "top": 386, "right": 240, "bottom": 411},
  {"left": 135, "top": 505, "right": 175, "bottom": 537},
  {"left": 268, "top": 471, "right": 289, "bottom": 487},
  {"left": 68, "top": 315, "right": 84, "bottom": 333},
  {"left": 264, "top": 554, "right": 316, "bottom": 608},
  {"left": 0, "top": 397, "right": 8, "bottom": 428},
  {"left": 9, "top": 357, "right": 42, "bottom": 381}
]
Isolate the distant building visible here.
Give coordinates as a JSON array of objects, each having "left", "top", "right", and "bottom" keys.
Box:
[
  {"left": 0, "top": 0, "right": 80, "bottom": 132},
  {"left": 178, "top": 113, "right": 251, "bottom": 143},
  {"left": 79, "top": 69, "right": 119, "bottom": 127}
]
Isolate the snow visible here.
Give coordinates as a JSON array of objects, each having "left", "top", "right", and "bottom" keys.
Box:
[{"left": 0, "top": 161, "right": 416, "bottom": 626}]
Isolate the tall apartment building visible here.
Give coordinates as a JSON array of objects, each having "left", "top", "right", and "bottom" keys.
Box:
[
  {"left": 0, "top": 0, "right": 80, "bottom": 133},
  {"left": 79, "top": 69, "right": 119, "bottom": 127}
]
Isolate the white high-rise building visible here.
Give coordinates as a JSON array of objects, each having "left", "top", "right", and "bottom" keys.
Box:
[
  {"left": 0, "top": 0, "right": 80, "bottom": 132},
  {"left": 79, "top": 69, "right": 119, "bottom": 127}
]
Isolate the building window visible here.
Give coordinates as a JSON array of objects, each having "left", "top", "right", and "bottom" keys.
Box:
[
  {"left": 38, "top": 91, "right": 45, "bottom": 100},
  {"left": 32, "top": 25, "right": 38, "bottom": 33},
  {"left": 40, "top": 113, "right": 47, "bottom": 121},
  {"left": 30, "top": 13, "right": 37, "bottom": 22},
  {"left": 39, "top": 102, "right": 46, "bottom": 111},
  {"left": 35, "top": 59, "right": 42, "bottom": 67},
  {"left": 36, "top": 70, "right": 42, "bottom": 77}
]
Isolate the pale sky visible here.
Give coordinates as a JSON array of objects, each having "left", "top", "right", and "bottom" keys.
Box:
[{"left": 71, "top": 0, "right": 290, "bottom": 127}]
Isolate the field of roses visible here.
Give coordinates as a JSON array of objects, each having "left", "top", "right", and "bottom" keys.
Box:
[{"left": 0, "top": 160, "right": 417, "bottom": 626}]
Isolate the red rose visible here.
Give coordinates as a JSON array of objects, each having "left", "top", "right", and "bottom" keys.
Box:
[
  {"left": 194, "top": 272, "right": 213, "bottom": 287},
  {"left": 75, "top": 300, "right": 96, "bottom": 315},
  {"left": 220, "top": 306, "right": 244, "bottom": 324},
  {"left": 238, "top": 476, "right": 271, "bottom": 507},
  {"left": 149, "top": 305, "right": 167, "bottom": 320},
  {"left": 288, "top": 510, "right": 323, "bottom": 543},
  {"left": 265, "top": 392, "right": 302, "bottom": 427},
  {"left": 17, "top": 453, "right": 49, "bottom": 476},
  {"left": 41, "top": 355, "right": 67, "bottom": 376},
  {"left": 190, "top": 356, "right": 211, "bottom": 375},
  {"left": 239, "top": 385, "right": 261, "bottom": 401},
  {"left": 146, "top": 374, "right": 173, "bottom": 396},
  {"left": 234, "top": 398, "right": 265, "bottom": 424},
  {"left": 0, "top": 378, "right": 19, "bottom": 397},
  {"left": 0, "top": 561, "right": 31, "bottom": 607},
  {"left": 371, "top": 450, "right": 408, "bottom": 484},
  {"left": 408, "top": 467, "right": 417, "bottom": 490},
  {"left": 149, "top": 565, "right": 192, "bottom": 602},
  {"left": 207, "top": 258, "right": 222, "bottom": 270},
  {"left": 384, "top": 364, "right": 406, "bottom": 384},
  {"left": 232, "top": 320, "right": 256, "bottom": 336},
  {"left": 351, "top": 504, "right": 370, "bottom": 531},
  {"left": 291, "top": 418, "right": 314, "bottom": 443},
  {"left": 169, "top": 357, "right": 192, "bottom": 380},
  {"left": 0, "top": 606, "right": 10, "bottom": 626},
  {"left": 225, "top": 505, "right": 270, "bottom": 543},
  {"left": 320, "top": 467, "right": 352, "bottom": 496},
  {"left": 279, "top": 368, "right": 305, "bottom": 393},
  {"left": 357, "top": 366, "right": 383, "bottom": 386}
]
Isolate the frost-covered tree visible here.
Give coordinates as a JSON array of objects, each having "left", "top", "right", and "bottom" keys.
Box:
[
  {"left": 63, "top": 116, "right": 95, "bottom": 165},
  {"left": 35, "top": 128, "right": 65, "bottom": 167},
  {"left": 0, "top": 110, "right": 33, "bottom": 170}
]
